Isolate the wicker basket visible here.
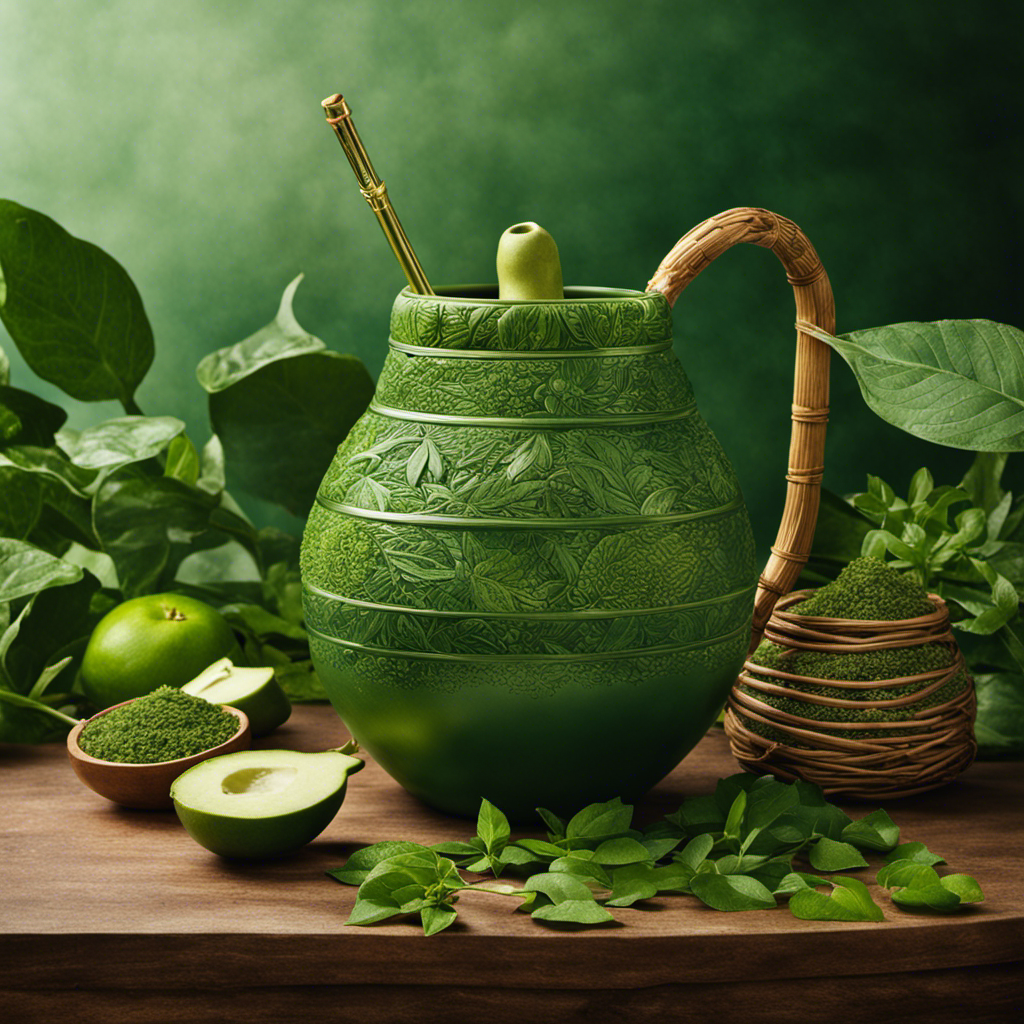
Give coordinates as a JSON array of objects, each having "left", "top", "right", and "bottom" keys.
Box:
[{"left": 723, "top": 590, "right": 976, "bottom": 798}]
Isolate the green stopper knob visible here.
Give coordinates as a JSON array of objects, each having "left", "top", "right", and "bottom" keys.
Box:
[{"left": 496, "top": 222, "right": 564, "bottom": 301}]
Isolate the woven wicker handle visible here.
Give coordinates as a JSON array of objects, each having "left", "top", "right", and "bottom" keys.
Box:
[{"left": 646, "top": 207, "right": 835, "bottom": 646}]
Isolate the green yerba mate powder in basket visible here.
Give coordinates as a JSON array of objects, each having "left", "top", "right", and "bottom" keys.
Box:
[
  {"left": 79, "top": 685, "right": 238, "bottom": 764},
  {"left": 788, "top": 556, "right": 936, "bottom": 620},
  {"left": 740, "top": 557, "right": 970, "bottom": 741}
]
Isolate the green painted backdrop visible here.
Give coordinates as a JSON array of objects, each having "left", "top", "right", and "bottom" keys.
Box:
[{"left": 2, "top": 0, "right": 1021, "bottom": 558}]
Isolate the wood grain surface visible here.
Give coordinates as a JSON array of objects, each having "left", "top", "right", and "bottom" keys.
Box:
[{"left": 2, "top": 704, "right": 1022, "bottom": 1023}]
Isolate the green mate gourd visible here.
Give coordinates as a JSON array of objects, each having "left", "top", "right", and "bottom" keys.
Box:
[{"left": 300, "top": 211, "right": 834, "bottom": 820}]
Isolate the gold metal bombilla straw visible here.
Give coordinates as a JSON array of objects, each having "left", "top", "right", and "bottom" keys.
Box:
[{"left": 322, "top": 93, "right": 434, "bottom": 295}]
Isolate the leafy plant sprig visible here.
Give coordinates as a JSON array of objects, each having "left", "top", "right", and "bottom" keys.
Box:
[
  {"left": 845, "top": 465, "right": 1020, "bottom": 634},
  {"left": 327, "top": 773, "right": 983, "bottom": 934},
  {"left": 0, "top": 200, "right": 374, "bottom": 740}
]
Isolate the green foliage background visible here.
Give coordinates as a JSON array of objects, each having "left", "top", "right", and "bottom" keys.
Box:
[{"left": 1, "top": 0, "right": 1021, "bottom": 556}]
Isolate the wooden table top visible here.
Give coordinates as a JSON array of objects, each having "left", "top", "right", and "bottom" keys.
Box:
[{"left": 3, "top": 703, "right": 1022, "bottom": 1024}]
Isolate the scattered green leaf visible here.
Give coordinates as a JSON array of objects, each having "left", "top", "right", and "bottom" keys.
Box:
[
  {"left": 690, "top": 872, "right": 776, "bottom": 912},
  {"left": 789, "top": 876, "right": 885, "bottom": 922},
  {"left": 327, "top": 841, "right": 426, "bottom": 885},
  {"left": 327, "top": 783, "right": 985, "bottom": 935},
  {"left": 884, "top": 842, "right": 946, "bottom": 867},
  {"left": 889, "top": 884, "right": 962, "bottom": 912},
  {"left": 935, "top": 873, "right": 985, "bottom": 904},
  {"left": 808, "top": 837, "right": 870, "bottom": 872},
  {"left": 841, "top": 810, "right": 900, "bottom": 852}
]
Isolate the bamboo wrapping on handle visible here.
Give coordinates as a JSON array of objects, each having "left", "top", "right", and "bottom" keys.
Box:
[{"left": 646, "top": 207, "right": 835, "bottom": 646}]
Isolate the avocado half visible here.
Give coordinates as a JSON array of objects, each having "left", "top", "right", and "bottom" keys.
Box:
[
  {"left": 170, "top": 748, "right": 363, "bottom": 858},
  {"left": 182, "top": 658, "right": 291, "bottom": 738}
]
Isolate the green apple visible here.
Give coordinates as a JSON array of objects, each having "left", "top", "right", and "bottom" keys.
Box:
[
  {"left": 182, "top": 658, "right": 291, "bottom": 738},
  {"left": 496, "top": 221, "right": 564, "bottom": 300},
  {"left": 80, "top": 593, "right": 244, "bottom": 710},
  {"left": 170, "top": 747, "right": 364, "bottom": 858}
]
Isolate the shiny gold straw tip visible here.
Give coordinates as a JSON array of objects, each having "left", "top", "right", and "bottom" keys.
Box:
[{"left": 321, "top": 93, "right": 350, "bottom": 121}]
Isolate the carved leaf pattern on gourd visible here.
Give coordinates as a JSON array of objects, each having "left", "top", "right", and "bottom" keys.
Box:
[
  {"left": 322, "top": 412, "right": 741, "bottom": 520},
  {"left": 307, "top": 627, "right": 750, "bottom": 697},
  {"left": 568, "top": 520, "right": 757, "bottom": 610},
  {"left": 496, "top": 305, "right": 565, "bottom": 351},
  {"left": 301, "top": 507, "right": 756, "bottom": 620},
  {"left": 374, "top": 350, "right": 691, "bottom": 418},
  {"left": 389, "top": 291, "right": 674, "bottom": 352}
]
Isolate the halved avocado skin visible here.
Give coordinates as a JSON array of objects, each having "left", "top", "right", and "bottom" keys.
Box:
[
  {"left": 182, "top": 662, "right": 292, "bottom": 738},
  {"left": 173, "top": 783, "right": 349, "bottom": 858},
  {"left": 171, "top": 751, "right": 362, "bottom": 858},
  {"left": 220, "top": 683, "right": 292, "bottom": 738}
]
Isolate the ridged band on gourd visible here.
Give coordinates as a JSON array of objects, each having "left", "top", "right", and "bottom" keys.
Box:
[{"left": 390, "top": 286, "right": 673, "bottom": 352}]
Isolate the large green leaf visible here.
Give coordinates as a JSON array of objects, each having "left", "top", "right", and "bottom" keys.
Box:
[
  {"left": 0, "top": 538, "right": 83, "bottom": 602},
  {"left": 198, "top": 277, "right": 374, "bottom": 515},
  {"left": 0, "top": 695, "right": 76, "bottom": 744},
  {"left": 689, "top": 872, "right": 776, "bottom": 912},
  {"left": 973, "top": 671, "right": 1024, "bottom": 756},
  {"left": 1, "top": 572, "right": 100, "bottom": 695},
  {"left": 208, "top": 349, "right": 373, "bottom": 515},
  {"left": 0, "top": 445, "right": 97, "bottom": 495},
  {"left": 803, "top": 320, "right": 1024, "bottom": 451},
  {"left": 789, "top": 876, "right": 884, "bottom": 922},
  {"left": 0, "top": 466, "right": 43, "bottom": 539},
  {"left": 29, "top": 476, "right": 100, "bottom": 552},
  {"left": 0, "top": 200, "right": 153, "bottom": 407},
  {"left": 59, "top": 415, "right": 184, "bottom": 471},
  {"left": 195, "top": 275, "right": 326, "bottom": 392},
  {"left": 0, "top": 384, "right": 66, "bottom": 446},
  {"left": 0, "top": 581, "right": 87, "bottom": 744}
]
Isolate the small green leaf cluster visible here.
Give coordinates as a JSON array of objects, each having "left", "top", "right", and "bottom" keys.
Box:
[
  {"left": 328, "top": 802, "right": 534, "bottom": 935},
  {"left": 0, "top": 200, "right": 375, "bottom": 740},
  {"left": 807, "top": 455, "right": 1024, "bottom": 757},
  {"left": 327, "top": 775, "right": 983, "bottom": 934},
  {"left": 876, "top": 844, "right": 984, "bottom": 912},
  {"left": 852, "top": 469, "right": 1020, "bottom": 633}
]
